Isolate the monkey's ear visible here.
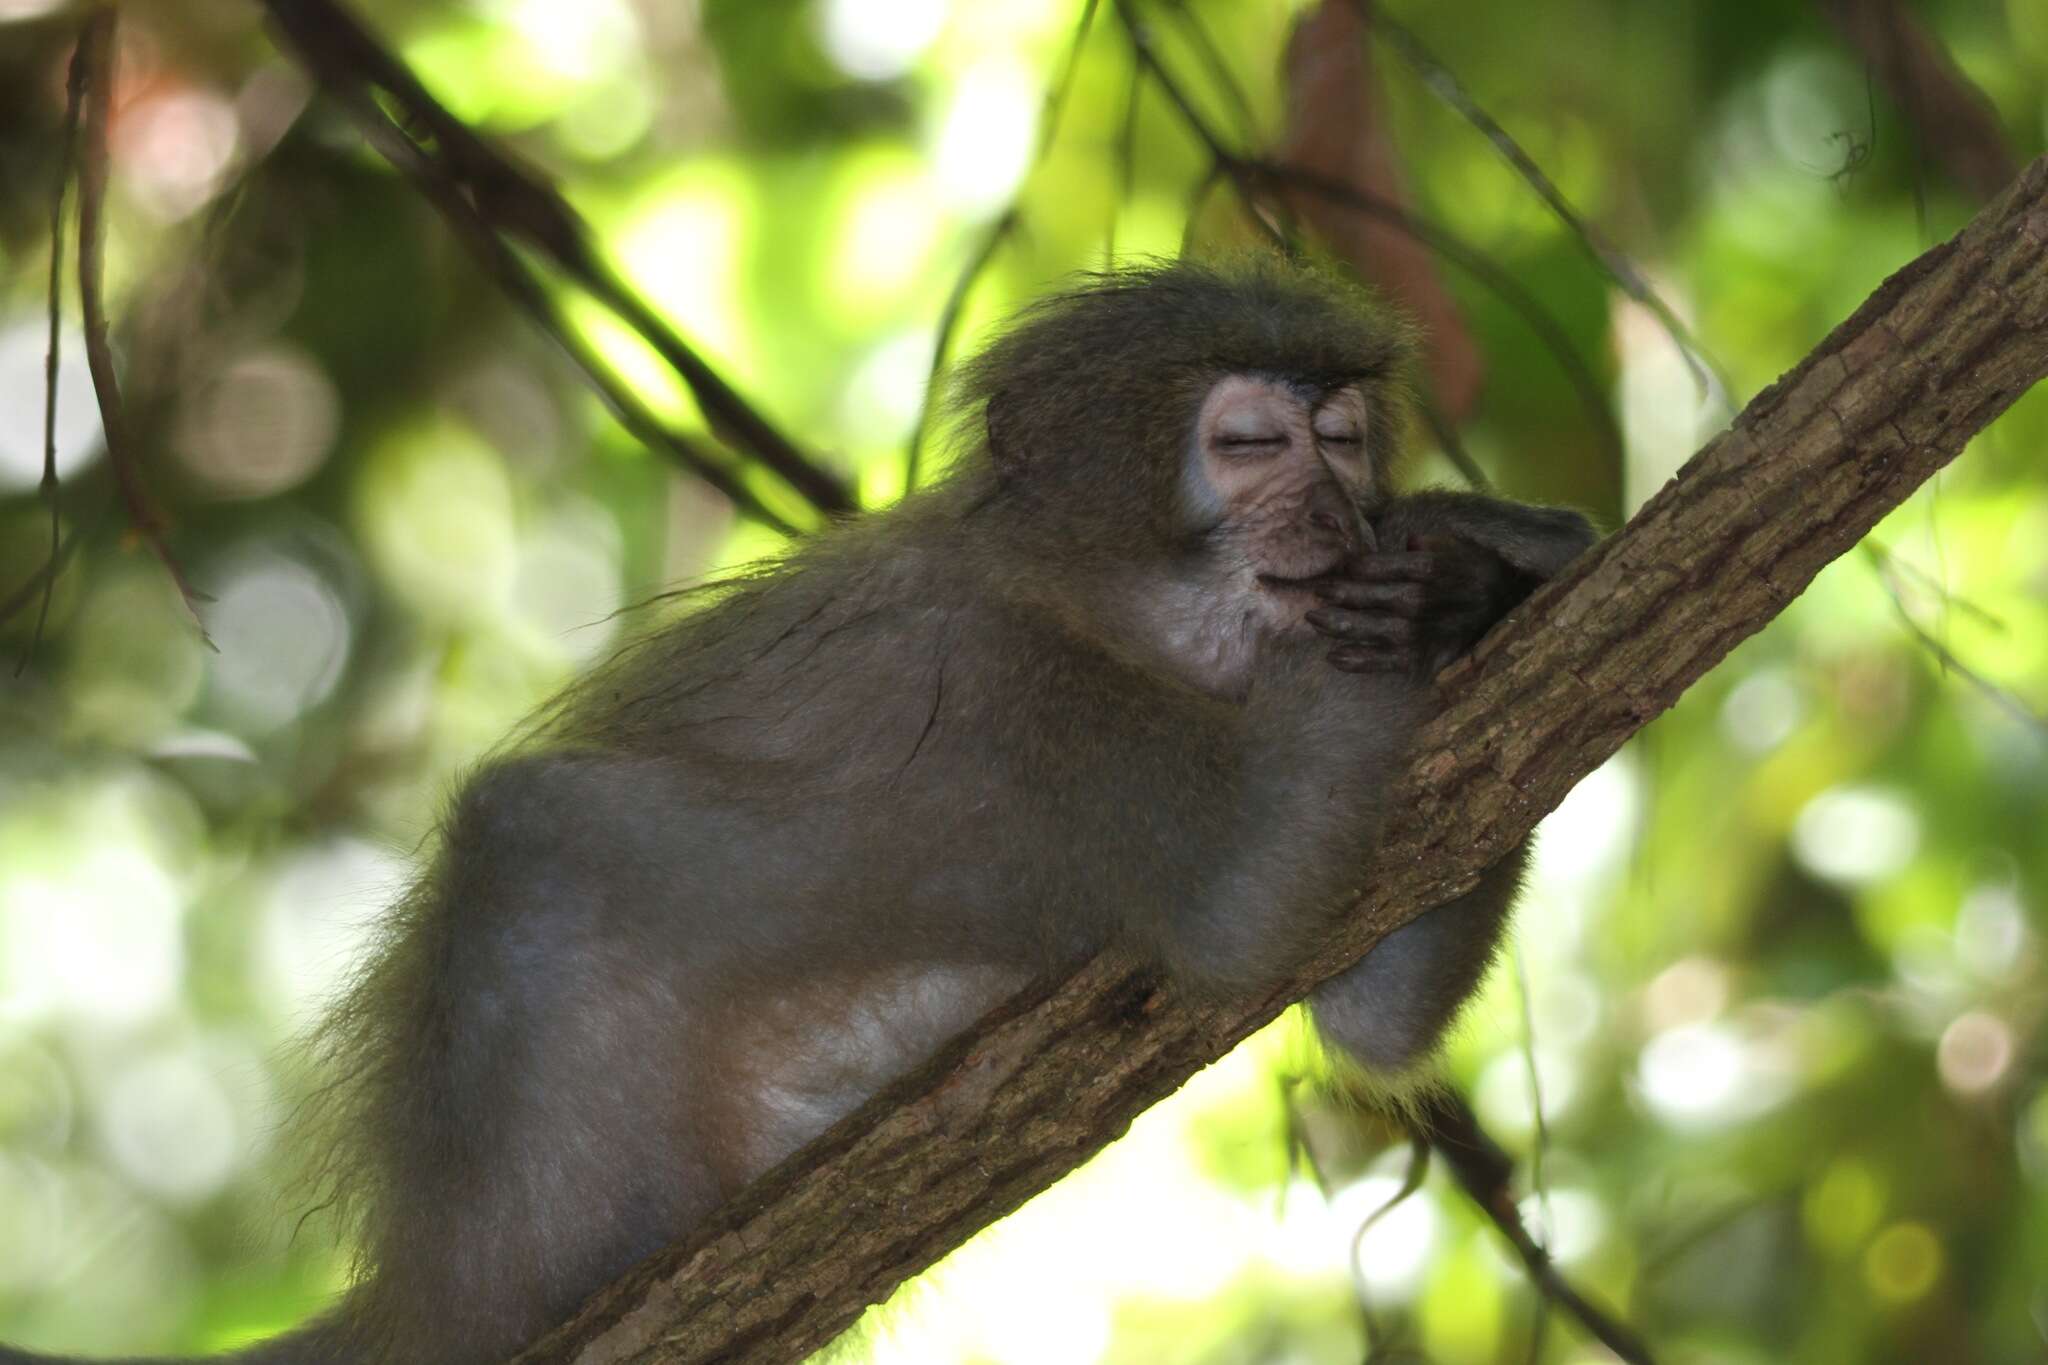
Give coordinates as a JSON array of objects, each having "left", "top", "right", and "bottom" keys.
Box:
[{"left": 985, "top": 389, "right": 1025, "bottom": 480}]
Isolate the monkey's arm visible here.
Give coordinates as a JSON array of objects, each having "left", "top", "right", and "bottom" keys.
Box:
[
  {"left": 1145, "top": 655, "right": 1422, "bottom": 995},
  {"left": 1377, "top": 489, "right": 1598, "bottom": 581},
  {"left": 1303, "top": 492, "right": 1595, "bottom": 1075},
  {"left": 1308, "top": 846, "right": 1526, "bottom": 1075}
]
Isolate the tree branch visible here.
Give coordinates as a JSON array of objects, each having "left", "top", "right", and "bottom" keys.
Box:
[
  {"left": 497, "top": 155, "right": 2048, "bottom": 1365},
  {"left": 75, "top": 6, "right": 214, "bottom": 647},
  {"left": 257, "top": 0, "right": 856, "bottom": 524},
  {"left": 1417, "top": 1090, "right": 1655, "bottom": 1365}
]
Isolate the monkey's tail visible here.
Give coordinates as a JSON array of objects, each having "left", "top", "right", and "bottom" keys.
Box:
[{"left": 0, "top": 1312, "right": 359, "bottom": 1365}]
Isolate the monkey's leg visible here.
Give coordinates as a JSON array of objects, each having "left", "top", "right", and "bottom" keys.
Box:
[
  {"left": 1308, "top": 845, "right": 1528, "bottom": 1076},
  {"left": 341, "top": 755, "right": 719, "bottom": 1365}
]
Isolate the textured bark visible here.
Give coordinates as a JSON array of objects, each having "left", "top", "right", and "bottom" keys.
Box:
[{"left": 510, "top": 154, "right": 2048, "bottom": 1365}]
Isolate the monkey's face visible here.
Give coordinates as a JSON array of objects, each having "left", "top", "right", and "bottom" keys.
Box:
[{"left": 1182, "top": 374, "right": 1379, "bottom": 636}]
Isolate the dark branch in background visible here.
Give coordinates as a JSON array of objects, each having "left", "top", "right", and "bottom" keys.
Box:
[
  {"left": 257, "top": 5, "right": 794, "bottom": 534},
  {"left": 506, "top": 154, "right": 2048, "bottom": 1365},
  {"left": 18, "top": 10, "right": 91, "bottom": 674},
  {"left": 1249, "top": 160, "right": 1629, "bottom": 506},
  {"left": 1116, "top": 3, "right": 1293, "bottom": 253},
  {"left": 1157, "top": 0, "right": 1259, "bottom": 144},
  {"left": 1418, "top": 1091, "right": 1656, "bottom": 1365},
  {"left": 1370, "top": 5, "right": 1726, "bottom": 405},
  {"left": 257, "top": 0, "right": 854, "bottom": 524},
  {"left": 1112, "top": 0, "right": 1625, "bottom": 496},
  {"left": 1815, "top": 0, "right": 2019, "bottom": 203},
  {"left": 903, "top": 0, "right": 1101, "bottom": 490},
  {"left": 75, "top": 7, "right": 215, "bottom": 647}
]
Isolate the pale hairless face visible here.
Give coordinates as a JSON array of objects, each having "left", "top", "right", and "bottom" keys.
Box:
[
  {"left": 1133, "top": 373, "right": 1387, "bottom": 695},
  {"left": 1186, "top": 373, "right": 1379, "bottom": 632}
]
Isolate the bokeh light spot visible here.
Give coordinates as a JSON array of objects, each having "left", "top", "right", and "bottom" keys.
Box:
[
  {"left": 1863, "top": 1221, "right": 1942, "bottom": 1303},
  {"left": 1, "top": 846, "right": 185, "bottom": 1027},
  {"left": 1792, "top": 786, "right": 1920, "bottom": 887},
  {"left": 204, "top": 549, "right": 353, "bottom": 734},
  {"left": 174, "top": 345, "right": 340, "bottom": 499},
  {"left": 1803, "top": 1158, "right": 1883, "bottom": 1255},
  {"left": 933, "top": 59, "right": 1039, "bottom": 212},
  {"left": 95, "top": 1045, "right": 243, "bottom": 1205},
  {"left": 114, "top": 86, "right": 241, "bottom": 222},
  {"left": 1638, "top": 1022, "right": 1746, "bottom": 1129},
  {"left": 1936, "top": 1010, "right": 2013, "bottom": 1095},
  {"left": 819, "top": 0, "right": 947, "bottom": 80},
  {"left": 1720, "top": 666, "right": 1805, "bottom": 753}
]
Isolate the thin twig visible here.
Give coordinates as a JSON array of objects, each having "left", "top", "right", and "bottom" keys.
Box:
[
  {"left": 1116, "top": 0, "right": 1296, "bottom": 253},
  {"left": 1413, "top": 394, "right": 1489, "bottom": 489},
  {"left": 19, "top": 15, "right": 92, "bottom": 675},
  {"left": 1157, "top": 0, "right": 1258, "bottom": 142},
  {"left": 74, "top": 8, "right": 215, "bottom": 648},
  {"left": 1107, "top": 52, "right": 1141, "bottom": 263},
  {"left": 1420, "top": 1089, "right": 1657, "bottom": 1365},
  {"left": 0, "top": 515, "right": 91, "bottom": 632},
  {"left": 258, "top": 0, "right": 853, "bottom": 520},
  {"left": 904, "top": 209, "right": 1017, "bottom": 491},
  {"left": 1512, "top": 943, "right": 1553, "bottom": 1365},
  {"left": 1866, "top": 543, "right": 2046, "bottom": 737},
  {"left": 1371, "top": 6, "right": 1725, "bottom": 404},
  {"left": 1349, "top": 1133, "right": 1429, "bottom": 1358},
  {"left": 903, "top": 0, "right": 1103, "bottom": 490},
  {"left": 1874, "top": 543, "right": 2007, "bottom": 632},
  {"left": 1111, "top": 3, "right": 1624, "bottom": 495}
]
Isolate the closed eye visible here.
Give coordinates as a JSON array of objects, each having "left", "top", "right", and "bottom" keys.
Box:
[
  {"left": 1216, "top": 435, "right": 1287, "bottom": 452},
  {"left": 1317, "top": 432, "right": 1362, "bottom": 447}
]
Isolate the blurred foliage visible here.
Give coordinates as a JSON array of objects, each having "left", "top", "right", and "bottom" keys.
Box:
[{"left": 1, "top": 0, "right": 2046, "bottom": 1361}]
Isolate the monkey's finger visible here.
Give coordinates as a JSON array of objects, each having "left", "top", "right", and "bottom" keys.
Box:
[
  {"left": 1306, "top": 607, "right": 1414, "bottom": 644},
  {"left": 1328, "top": 643, "right": 1412, "bottom": 673},
  {"left": 1313, "top": 578, "right": 1426, "bottom": 614},
  {"left": 1344, "top": 552, "right": 1437, "bottom": 583}
]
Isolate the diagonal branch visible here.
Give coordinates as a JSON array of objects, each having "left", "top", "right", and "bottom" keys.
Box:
[
  {"left": 257, "top": 0, "right": 856, "bottom": 523},
  {"left": 503, "top": 155, "right": 2048, "bottom": 1365},
  {"left": 1418, "top": 1089, "right": 1654, "bottom": 1365}
]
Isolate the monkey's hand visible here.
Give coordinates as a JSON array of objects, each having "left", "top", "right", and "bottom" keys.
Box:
[{"left": 1306, "top": 533, "right": 1536, "bottom": 677}]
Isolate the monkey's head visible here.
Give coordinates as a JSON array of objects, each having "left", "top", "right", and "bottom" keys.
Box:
[{"left": 955, "top": 258, "right": 1413, "bottom": 670}]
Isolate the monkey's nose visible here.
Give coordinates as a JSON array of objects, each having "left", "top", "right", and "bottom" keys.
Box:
[{"left": 1309, "top": 505, "right": 1363, "bottom": 551}]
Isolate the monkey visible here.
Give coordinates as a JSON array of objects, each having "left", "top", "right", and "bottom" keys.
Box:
[{"left": 0, "top": 258, "right": 1595, "bottom": 1365}]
